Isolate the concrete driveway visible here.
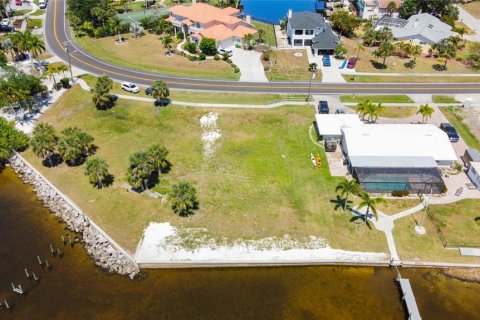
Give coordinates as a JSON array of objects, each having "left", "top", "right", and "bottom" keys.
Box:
[{"left": 230, "top": 48, "right": 268, "bottom": 82}]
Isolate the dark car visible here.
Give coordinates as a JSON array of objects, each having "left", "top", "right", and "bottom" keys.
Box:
[
  {"left": 318, "top": 101, "right": 329, "bottom": 114},
  {"left": 347, "top": 57, "right": 357, "bottom": 69},
  {"left": 143, "top": 0, "right": 156, "bottom": 8},
  {"left": 145, "top": 87, "right": 152, "bottom": 95},
  {"left": 440, "top": 123, "right": 460, "bottom": 142}
]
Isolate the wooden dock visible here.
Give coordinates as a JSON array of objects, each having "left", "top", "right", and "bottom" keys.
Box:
[{"left": 397, "top": 276, "right": 421, "bottom": 320}]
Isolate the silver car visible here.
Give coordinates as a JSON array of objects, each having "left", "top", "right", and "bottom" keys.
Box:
[{"left": 121, "top": 82, "right": 140, "bottom": 93}]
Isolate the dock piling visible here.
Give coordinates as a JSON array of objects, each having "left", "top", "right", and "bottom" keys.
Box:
[{"left": 25, "top": 268, "right": 30, "bottom": 279}]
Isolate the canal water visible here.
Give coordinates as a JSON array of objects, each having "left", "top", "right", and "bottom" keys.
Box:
[
  {"left": 1, "top": 167, "right": 480, "bottom": 319},
  {"left": 242, "top": 0, "right": 321, "bottom": 24}
]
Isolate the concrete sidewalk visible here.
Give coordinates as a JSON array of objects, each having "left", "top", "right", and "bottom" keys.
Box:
[{"left": 458, "top": 5, "right": 480, "bottom": 43}]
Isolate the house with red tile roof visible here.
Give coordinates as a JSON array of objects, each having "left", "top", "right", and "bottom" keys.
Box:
[{"left": 167, "top": 2, "right": 257, "bottom": 49}]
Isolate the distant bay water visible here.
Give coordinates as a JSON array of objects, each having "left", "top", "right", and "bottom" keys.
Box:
[{"left": 241, "top": 0, "right": 322, "bottom": 24}]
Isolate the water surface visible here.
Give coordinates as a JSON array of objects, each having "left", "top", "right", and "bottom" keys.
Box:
[{"left": 242, "top": 0, "right": 319, "bottom": 24}]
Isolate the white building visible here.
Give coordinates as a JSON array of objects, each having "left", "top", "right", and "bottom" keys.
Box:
[
  {"left": 356, "top": 0, "right": 402, "bottom": 20},
  {"left": 315, "top": 114, "right": 363, "bottom": 140},
  {"left": 340, "top": 124, "right": 457, "bottom": 193}
]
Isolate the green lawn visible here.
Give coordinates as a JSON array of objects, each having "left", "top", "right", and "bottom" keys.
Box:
[
  {"left": 79, "top": 74, "right": 305, "bottom": 104},
  {"left": 251, "top": 20, "right": 276, "bottom": 47},
  {"left": 440, "top": 107, "right": 480, "bottom": 150},
  {"left": 340, "top": 95, "right": 413, "bottom": 103},
  {"left": 27, "top": 18, "right": 42, "bottom": 30},
  {"left": 265, "top": 49, "right": 322, "bottom": 81},
  {"left": 74, "top": 33, "right": 238, "bottom": 80},
  {"left": 348, "top": 105, "right": 418, "bottom": 118},
  {"left": 343, "top": 75, "right": 480, "bottom": 83},
  {"left": 30, "top": 9, "right": 46, "bottom": 16},
  {"left": 432, "top": 95, "right": 460, "bottom": 104},
  {"left": 24, "top": 85, "right": 388, "bottom": 254},
  {"left": 428, "top": 199, "right": 480, "bottom": 248}
]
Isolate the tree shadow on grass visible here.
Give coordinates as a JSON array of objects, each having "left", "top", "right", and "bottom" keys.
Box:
[
  {"left": 102, "top": 174, "right": 115, "bottom": 188},
  {"left": 432, "top": 64, "right": 447, "bottom": 71},
  {"left": 330, "top": 195, "right": 353, "bottom": 212},
  {"left": 349, "top": 215, "right": 372, "bottom": 230},
  {"left": 474, "top": 216, "right": 480, "bottom": 222},
  {"left": 42, "top": 154, "right": 63, "bottom": 167},
  {"left": 371, "top": 60, "right": 387, "bottom": 69}
]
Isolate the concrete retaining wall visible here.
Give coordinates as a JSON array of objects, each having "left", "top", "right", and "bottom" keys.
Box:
[{"left": 8, "top": 153, "right": 140, "bottom": 279}]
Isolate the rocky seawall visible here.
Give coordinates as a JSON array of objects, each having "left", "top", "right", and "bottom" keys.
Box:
[{"left": 8, "top": 153, "right": 140, "bottom": 279}]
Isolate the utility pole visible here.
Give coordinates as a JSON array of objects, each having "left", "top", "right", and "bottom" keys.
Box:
[
  {"left": 63, "top": 42, "right": 74, "bottom": 82},
  {"left": 307, "top": 63, "right": 317, "bottom": 105}
]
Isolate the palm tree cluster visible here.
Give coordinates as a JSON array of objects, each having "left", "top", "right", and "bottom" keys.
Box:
[
  {"left": 335, "top": 179, "right": 386, "bottom": 222},
  {"left": 127, "top": 144, "right": 170, "bottom": 191},
  {"left": 431, "top": 36, "right": 460, "bottom": 69},
  {"left": 92, "top": 75, "right": 114, "bottom": 110},
  {"left": 3, "top": 30, "right": 46, "bottom": 68},
  {"left": 31, "top": 124, "right": 96, "bottom": 167},
  {"left": 355, "top": 100, "right": 385, "bottom": 123},
  {"left": 0, "top": 69, "right": 47, "bottom": 115},
  {"left": 416, "top": 103, "right": 435, "bottom": 123},
  {"left": 44, "top": 63, "right": 70, "bottom": 90},
  {"left": 57, "top": 127, "right": 95, "bottom": 166}
]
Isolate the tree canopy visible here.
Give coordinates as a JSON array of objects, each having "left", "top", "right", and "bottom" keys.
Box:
[
  {"left": 199, "top": 38, "right": 217, "bottom": 56},
  {"left": 330, "top": 11, "right": 361, "bottom": 38},
  {"left": 170, "top": 181, "right": 199, "bottom": 217},
  {"left": 0, "top": 118, "right": 29, "bottom": 167}
]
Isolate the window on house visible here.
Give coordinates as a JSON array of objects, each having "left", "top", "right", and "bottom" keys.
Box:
[
  {"left": 305, "top": 30, "right": 313, "bottom": 35},
  {"left": 293, "top": 39, "right": 303, "bottom": 46},
  {"left": 304, "top": 39, "right": 312, "bottom": 46},
  {"left": 295, "top": 29, "right": 303, "bottom": 35},
  {"left": 428, "top": 24, "right": 433, "bottom": 29}
]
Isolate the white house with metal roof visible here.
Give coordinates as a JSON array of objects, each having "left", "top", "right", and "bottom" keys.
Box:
[
  {"left": 339, "top": 124, "right": 457, "bottom": 194},
  {"left": 315, "top": 114, "right": 363, "bottom": 140},
  {"left": 379, "top": 13, "right": 454, "bottom": 45}
]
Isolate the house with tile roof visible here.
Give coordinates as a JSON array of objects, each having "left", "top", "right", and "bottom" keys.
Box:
[
  {"left": 286, "top": 10, "right": 339, "bottom": 55},
  {"left": 167, "top": 2, "right": 257, "bottom": 49},
  {"left": 355, "top": 0, "right": 402, "bottom": 19}
]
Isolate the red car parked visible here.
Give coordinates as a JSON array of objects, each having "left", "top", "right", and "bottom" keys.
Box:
[
  {"left": 347, "top": 57, "right": 357, "bottom": 69},
  {"left": 15, "top": 0, "right": 22, "bottom": 6}
]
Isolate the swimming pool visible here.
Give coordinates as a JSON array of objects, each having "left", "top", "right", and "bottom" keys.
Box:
[{"left": 242, "top": 0, "right": 324, "bottom": 24}]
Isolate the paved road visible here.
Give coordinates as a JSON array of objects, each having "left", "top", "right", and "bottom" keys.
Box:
[{"left": 46, "top": 0, "right": 480, "bottom": 94}]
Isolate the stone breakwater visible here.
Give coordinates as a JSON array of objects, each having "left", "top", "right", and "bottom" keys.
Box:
[{"left": 8, "top": 153, "right": 140, "bottom": 279}]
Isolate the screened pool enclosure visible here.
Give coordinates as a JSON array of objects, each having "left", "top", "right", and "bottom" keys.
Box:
[{"left": 352, "top": 167, "right": 446, "bottom": 194}]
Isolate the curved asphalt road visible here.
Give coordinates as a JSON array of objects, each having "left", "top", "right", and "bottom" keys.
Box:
[{"left": 46, "top": 0, "right": 480, "bottom": 94}]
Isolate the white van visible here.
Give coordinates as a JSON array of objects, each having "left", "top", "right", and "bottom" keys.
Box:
[{"left": 39, "top": 0, "right": 47, "bottom": 9}]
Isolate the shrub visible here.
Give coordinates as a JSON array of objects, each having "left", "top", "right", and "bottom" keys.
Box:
[
  {"left": 441, "top": 185, "right": 448, "bottom": 194},
  {"left": 391, "top": 190, "right": 410, "bottom": 197},
  {"left": 60, "top": 77, "right": 70, "bottom": 89},
  {"left": 222, "top": 52, "right": 230, "bottom": 61},
  {"left": 199, "top": 37, "right": 217, "bottom": 55},
  {"left": 226, "top": 58, "right": 232, "bottom": 63},
  {"left": 234, "top": 67, "right": 240, "bottom": 73},
  {"left": 54, "top": 82, "right": 63, "bottom": 90},
  {"left": 262, "top": 51, "right": 270, "bottom": 61},
  {"left": 177, "top": 31, "right": 184, "bottom": 39},
  {"left": 213, "top": 55, "right": 220, "bottom": 61},
  {"left": 199, "top": 52, "right": 207, "bottom": 60},
  {"left": 230, "top": 63, "right": 237, "bottom": 68},
  {"left": 188, "top": 55, "right": 197, "bottom": 61},
  {"left": 184, "top": 42, "right": 197, "bottom": 54}
]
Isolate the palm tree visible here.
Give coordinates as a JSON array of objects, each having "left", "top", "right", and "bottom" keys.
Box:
[
  {"left": 387, "top": 1, "right": 397, "bottom": 16},
  {"left": 170, "top": 181, "right": 199, "bottom": 217},
  {"left": 356, "top": 99, "right": 371, "bottom": 121},
  {"left": 28, "top": 35, "right": 46, "bottom": 68},
  {"left": 147, "top": 144, "right": 169, "bottom": 175},
  {"left": 150, "top": 80, "right": 169, "bottom": 105},
  {"left": 162, "top": 35, "right": 173, "bottom": 55},
  {"left": 335, "top": 179, "right": 360, "bottom": 210},
  {"left": 109, "top": 16, "right": 123, "bottom": 43},
  {"left": 92, "top": 92, "right": 112, "bottom": 110},
  {"left": 31, "top": 123, "right": 57, "bottom": 166},
  {"left": 355, "top": 42, "right": 365, "bottom": 60},
  {"left": 243, "top": 33, "right": 254, "bottom": 49},
  {"left": 410, "top": 44, "right": 422, "bottom": 63},
  {"left": 373, "top": 103, "right": 385, "bottom": 122},
  {"left": 127, "top": 151, "right": 153, "bottom": 191},
  {"left": 58, "top": 127, "right": 94, "bottom": 164},
  {"left": 357, "top": 192, "right": 386, "bottom": 222},
  {"left": 456, "top": 27, "right": 466, "bottom": 44},
  {"left": 45, "top": 64, "right": 60, "bottom": 88},
  {"left": 56, "top": 63, "right": 69, "bottom": 78},
  {"left": 416, "top": 104, "right": 435, "bottom": 123},
  {"left": 85, "top": 157, "right": 110, "bottom": 188}
]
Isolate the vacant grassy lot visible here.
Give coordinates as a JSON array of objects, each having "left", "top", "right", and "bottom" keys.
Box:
[
  {"left": 343, "top": 38, "right": 479, "bottom": 74},
  {"left": 428, "top": 199, "right": 480, "bottom": 247},
  {"left": 440, "top": 107, "right": 480, "bottom": 150},
  {"left": 343, "top": 75, "right": 480, "bottom": 83},
  {"left": 461, "top": 1, "right": 480, "bottom": 19},
  {"left": 347, "top": 105, "right": 418, "bottom": 118},
  {"left": 340, "top": 95, "right": 413, "bottom": 103},
  {"left": 24, "top": 85, "right": 389, "bottom": 254},
  {"left": 393, "top": 211, "right": 480, "bottom": 263},
  {"left": 432, "top": 95, "right": 460, "bottom": 104},
  {"left": 30, "top": 9, "right": 45, "bottom": 16},
  {"left": 251, "top": 20, "right": 276, "bottom": 47},
  {"left": 79, "top": 74, "right": 304, "bottom": 104},
  {"left": 74, "top": 33, "right": 238, "bottom": 80},
  {"left": 266, "top": 49, "right": 322, "bottom": 81}
]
